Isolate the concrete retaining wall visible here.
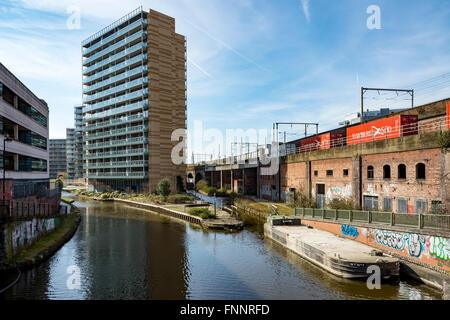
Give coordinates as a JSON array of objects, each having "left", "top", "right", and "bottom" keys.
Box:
[
  {"left": 300, "top": 217, "right": 450, "bottom": 290},
  {"left": 113, "top": 199, "right": 203, "bottom": 225},
  {"left": 0, "top": 216, "right": 63, "bottom": 266}
]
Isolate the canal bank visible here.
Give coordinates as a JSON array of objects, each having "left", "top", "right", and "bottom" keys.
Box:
[
  {"left": 0, "top": 205, "right": 81, "bottom": 272},
  {"left": 1, "top": 194, "right": 443, "bottom": 300},
  {"left": 264, "top": 217, "right": 449, "bottom": 298},
  {"left": 71, "top": 190, "right": 244, "bottom": 231}
]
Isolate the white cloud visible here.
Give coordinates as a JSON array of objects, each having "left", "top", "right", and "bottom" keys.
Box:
[{"left": 301, "top": 0, "right": 310, "bottom": 23}]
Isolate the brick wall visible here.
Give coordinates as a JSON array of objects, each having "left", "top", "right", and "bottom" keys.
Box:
[{"left": 362, "top": 149, "right": 443, "bottom": 213}]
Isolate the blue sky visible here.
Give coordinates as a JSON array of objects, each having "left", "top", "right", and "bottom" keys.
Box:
[{"left": 1, "top": 0, "right": 450, "bottom": 158}]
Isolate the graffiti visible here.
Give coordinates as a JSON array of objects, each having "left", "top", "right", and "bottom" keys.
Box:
[
  {"left": 405, "top": 234, "right": 426, "bottom": 258},
  {"left": 341, "top": 225, "right": 359, "bottom": 238},
  {"left": 375, "top": 229, "right": 405, "bottom": 251},
  {"left": 328, "top": 184, "right": 352, "bottom": 200},
  {"left": 428, "top": 237, "right": 450, "bottom": 262}
]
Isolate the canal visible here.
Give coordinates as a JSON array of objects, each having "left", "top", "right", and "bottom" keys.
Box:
[{"left": 0, "top": 193, "right": 442, "bottom": 300}]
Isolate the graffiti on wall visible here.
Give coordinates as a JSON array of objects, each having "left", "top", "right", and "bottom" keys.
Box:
[
  {"left": 341, "top": 225, "right": 359, "bottom": 238},
  {"left": 405, "top": 233, "right": 426, "bottom": 258},
  {"left": 327, "top": 184, "right": 352, "bottom": 201},
  {"left": 428, "top": 236, "right": 450, "bottom": 262},
  {"left": 374, "top": 229, "right": 448, "bottom": 262},
  {"left": 11, "top": 217, "right": 57, "bottom": 252},
  {"left": 375, "top": 229, "right": 405, "bottom": 251}
]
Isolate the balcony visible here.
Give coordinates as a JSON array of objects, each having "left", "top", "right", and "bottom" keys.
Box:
[
  {"left": 86, "top": 171, "right": 148, "bottom": 179},
  {"left": 84, "top": 77, "right": 147, "bottom": 104},
  {"left": 86, "top": 136, "right": 147, "bottom": 150},
  {"left": 84, "top": 99, "right": 148, "bottom": 121},
  {"left": 84, "top": 112, "right": 148, "bottom": 131},
  {"left": 86, "top": 148, "right": 148, "bottom": 159},
  {"left": 83, "top": 53, "right": 147, "bottom": 85},
  {"left": 83, "top": 30, "right": 146, "bottom": 66},
  {"left": 83, "top": 65, "right": 147, "bottom": 95},
  {"left": 83, "top": 42, "right": 146, "bottom": 76},
  {"left": 84, "top": 125, "right": 146, "bottom": 141},
  {"left": 87, "top": 160, "right": 146, "bottom": 169},
  {"left": 83, "top": 19, "right": 146, "bottom": 56}
]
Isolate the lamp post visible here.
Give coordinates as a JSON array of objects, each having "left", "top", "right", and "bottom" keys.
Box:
[{"left": 2, "top": 134, "right": 13, "bottom": 203}]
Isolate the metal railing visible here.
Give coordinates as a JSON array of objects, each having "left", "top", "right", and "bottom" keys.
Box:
[
  {"left": 0, "top": 200, "right": 62, "bottom": 221},
  {"left": 191, "top": 116, "right": 450, "bottom": 165},
  {"left": 295, "top": 207, "right": 450, "bottom": 230}
]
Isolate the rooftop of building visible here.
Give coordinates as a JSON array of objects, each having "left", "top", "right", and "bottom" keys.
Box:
[{"left": 0, "top": 62, "right": 48, "bottom": 110}]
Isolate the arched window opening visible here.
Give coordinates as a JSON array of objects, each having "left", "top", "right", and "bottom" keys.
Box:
[{"left": 416, "top": 163, "right": 426, "bottom": 180}]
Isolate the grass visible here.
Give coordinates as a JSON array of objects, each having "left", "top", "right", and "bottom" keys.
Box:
[
  {"left": 236, "top": 199, "right": 293, "bottom": 215},
  {"left": 14, "top": 208, "right": 80, "bottom": 264},
  {"left": 189, "top": 207, "right": 215, "bottom": 219}
]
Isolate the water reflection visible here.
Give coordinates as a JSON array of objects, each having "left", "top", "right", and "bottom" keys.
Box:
[{"left": 0, "top": 194, "right": 442, "bottom": 300}]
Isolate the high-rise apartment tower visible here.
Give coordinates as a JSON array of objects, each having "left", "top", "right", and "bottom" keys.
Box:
[{"left": 82, "top": 7, "right": 186, "bottom": 193}]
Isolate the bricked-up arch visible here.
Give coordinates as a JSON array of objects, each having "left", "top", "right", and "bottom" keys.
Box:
[
  {"left": 367, "top": 166, "right": 374, "bottom": 179},
  {"left": 398, "top": 164, "right": 406, "bottom": 179},
  {"left": 416, "top": 163, "right": 426, "bottom": 179},
  {"left": 383, "top": 165, "right": 391, "bottom": 179}
]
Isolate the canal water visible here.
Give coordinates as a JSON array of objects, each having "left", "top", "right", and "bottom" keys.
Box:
[{"left": 0, "top": 192, "right": 442, "bottom": 300}]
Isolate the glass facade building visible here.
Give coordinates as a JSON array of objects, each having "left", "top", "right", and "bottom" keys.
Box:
[
  {"left": 0, "top": 63, "right": 50, "bottom": 200},
  {"left": 66, "top": 128, "right": 76, "bottom": 179},
  {"left": 49, "top": 139, "right": 66, "bottom": 179}
]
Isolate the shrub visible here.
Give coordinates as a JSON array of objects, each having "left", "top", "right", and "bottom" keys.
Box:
[
  {"left": 437, "top": 130, "right": 450, "bottom": 149},
  {"left": 203, "top": 186, "right": 218, "bottom": 196},
  {"left": 328, "top": 198, "right": 360, "bottom": 210},
  {"left": 288, "top": 191, "right": 317, "bottom": 209},
  {"left": 100, "top": 193, "right": 110, "bottom": 199},
  {"left": 195, "top": 180, "right": 208, "bottom": 191},
  {"left": 157, "top": 178, "right": 171, "bottom": 198},
  {"left": 167, "top": 194, "right": 194, "bottom": 204},
  {"left": 189, "top": 207, "right": 215, "bottom": 219}
]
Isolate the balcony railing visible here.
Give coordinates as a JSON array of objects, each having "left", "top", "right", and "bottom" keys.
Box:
[
  {"left": 84, "top": 100, "right": 148, "bottom": 122},
  {"left": 83, "top": 18, "right": 146, "bottom": 56},
  {"left": 86, "top": 171, "right": 148, "bottom": 179},
  {"left": 84, "top": 125, "right": 146, "bottom": 141},
  {"left": 83, "top": 65, "right": 147, "bottom": 95},
  {"left": 84, "top": 113, "right": 147, "bottom": 131},
  {"left": 83, "top": 53, "right": 147, "bottom": 85},
  {"left": 295, "top": 207, "right": 450, "bottom": 230},
  {"left": 83, "top": 29, "right": 146, "bottom": 65},
  {"left": 84, "top": 77, "right": 147, "bottom": 104},
  {"left": 86, "top": 148, "right": 148, "bottom": 159},
  {"left": 83, "top": 41, "right": 146, "bottom": 76},
  {"left": 86, "top": 136, "right": 147, "bottom": 150},
  {"left": 87, "top": 160, "right": 146, "bottom": 169}
]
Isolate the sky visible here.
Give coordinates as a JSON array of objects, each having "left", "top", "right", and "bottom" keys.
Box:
[{"left": 1, "top": 0, "right": 450, "bottom": 159}]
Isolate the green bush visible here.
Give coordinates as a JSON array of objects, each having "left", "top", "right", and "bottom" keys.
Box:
[
  {"left": 203, "top": 186, "right": 218, "bottom": 196},
  {"left": 288, "top": 191, "right": 317, "bottom": 209},
  {"left": 167, "top": 194, "right": 194, "bottom": 204},
  {"left": 328, "top": 198, "right": 360, "bottom": 210},
  {"left": 189, "top": 207, "right": 215, "bottom": 219},
  {"left": 157, "top": 178, "right": 171, "bottom": 198},
  {"left": 195, "top": 180, "right": 208, "bottom": 191},
  {"left": 437, "top": 130, "right": 450, "bottom": 149}
]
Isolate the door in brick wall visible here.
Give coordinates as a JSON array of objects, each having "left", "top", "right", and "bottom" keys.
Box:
[{"left": 316, "top": 184, "right": 325, "bottom": 208}]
